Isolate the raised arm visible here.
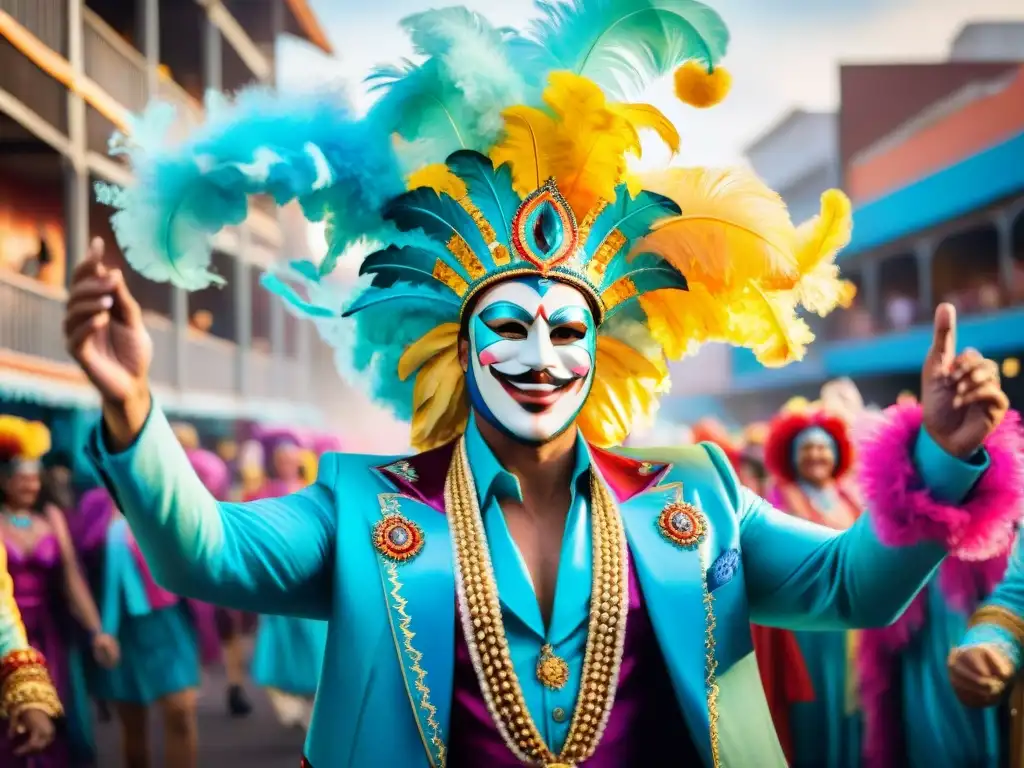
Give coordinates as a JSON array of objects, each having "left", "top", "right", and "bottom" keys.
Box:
[
  {"left": 64, "top": 242, "right": 335, "bottom": 618},
  {"left": 85, "top": 405, "right": 336, "bottom": 619},
  {"left": 738, "top": 306, "right": 1021, "bottom": 630}
]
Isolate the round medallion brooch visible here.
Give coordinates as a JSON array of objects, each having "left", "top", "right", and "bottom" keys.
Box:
[
  {"left": 372, "top": 514, "right": 425, "bottom": 563},
  {"left": 657, "top": 501, "right": 707, "bottom": 549}
]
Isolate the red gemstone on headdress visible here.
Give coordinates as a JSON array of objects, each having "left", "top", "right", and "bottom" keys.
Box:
[{"left": 511, "top": 183, "right": 578, "bottom": 271}]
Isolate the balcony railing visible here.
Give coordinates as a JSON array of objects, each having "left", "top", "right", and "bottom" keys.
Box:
[
  {"left": 0, "top": 272, "right": 69, "bottom": 364},
  {"left": 0, "top": 273, "right": 314, "bottom": 406},
  {"left": 0, "top": 0, "right": 66, "bottom": 55},
  {"left": 184, "top": 332, "right": 237, "bottom": 394},
  {"left": 82, "top": 8, "right": 147, "bottom": 115}
]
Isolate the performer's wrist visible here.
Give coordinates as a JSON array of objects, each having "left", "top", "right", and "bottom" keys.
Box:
[{"left": 102, "top": 388, "right": 151, "bottom": 453}]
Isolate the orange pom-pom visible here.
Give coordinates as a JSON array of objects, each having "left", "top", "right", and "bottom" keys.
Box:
[{"left": 673, "top": 61, "right": 731, "bottom": 108}]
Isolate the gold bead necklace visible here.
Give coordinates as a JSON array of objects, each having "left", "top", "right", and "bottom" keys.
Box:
[{"left": 446, "top": 439, "right": 628, "bottom": 766}]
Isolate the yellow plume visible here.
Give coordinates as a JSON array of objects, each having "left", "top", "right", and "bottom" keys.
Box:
[
  {"left": 489, "top": 73, "right": 677, "bottom": 217},
  {"left": 0, "top": 416, "right": 51, "bottom": 461},
  {"left": 579, "top": 334, "right": 669, "bottom": 447},
  {"left": 732, "top": 288, "right": 815, "bottom": 368},
  {"left": 786, "top": 189, "right": 857, "bottom": 316},
  {"left": 637, "top": 167, "right": 799, "bottom": 293},
  {"left": 407, "top": 163, "right": 468, "bottom": 198}
]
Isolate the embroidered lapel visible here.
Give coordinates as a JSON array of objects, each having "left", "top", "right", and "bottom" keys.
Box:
[
  {"left": 370, "top": 447, "right": 457, "bottom": 768},
  {"left": 605, "top": 453, "right": 719, "bottom": 768}
]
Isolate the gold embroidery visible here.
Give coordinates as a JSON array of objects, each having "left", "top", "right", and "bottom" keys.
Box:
[
  {"left": 600, "top": 277, "right": 638, "bottom": 311},
  {"left": 703, "top": 561, "right": 721, "bottom": 767},
  {"left": 969, "top": 605, "right": 1024, "bottom": 644},
  {"left": 576, "top": 202, "right": 607, "bottom": 250},
  {"left": 586, "top": 229, "right": 627, "bottom": 285},
  {"left": 375, "top": 494, "right": 446, "bottom": 767},
  {"left": 432, "top": 260, "right": 469, "bottom": 297},
  {"left": 447, "top": 233, "right": 486, "bottom": 280},
  {"left": 459, "top": 199, "right": 511, "bottom": 266}
]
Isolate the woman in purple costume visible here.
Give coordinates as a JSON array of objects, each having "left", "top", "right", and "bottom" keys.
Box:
[{"left": 0, "top": 416, "right": 119, "bottom": 767}]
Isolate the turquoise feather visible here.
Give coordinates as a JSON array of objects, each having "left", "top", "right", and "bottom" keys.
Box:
[
  {"left": 343, "top": 284, "right": 461, "bottom": 318},
  {"left": 360, "top": 245, "right": 464, "bottom": 288},
  {"left": 260, "top": 273, "right": 337, "bottom": 318},
  {"left": 603, "top": 254, "right": 689, "bottom": 319},
  {"left": 366, "top": 8, "right": 526, "bottom": 169},
  {"left": 580, "top": 186, "right": 679, "bottom": 281},
  {"left": 600, "top": 251, "right": 686, "bottom": 287},
  {"left": 518, "top": 0, "right": 730, "bottom": 100},
  {"left": 383, "top": 186, "right": 493, "bottom": 274},
  {"left": 444, "top": 151, "right": 521, "bottom": 254}
]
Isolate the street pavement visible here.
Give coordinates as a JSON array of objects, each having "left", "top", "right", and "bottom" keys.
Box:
[{"left": 92, "top": 664, "right": 306, "bottom": 768}]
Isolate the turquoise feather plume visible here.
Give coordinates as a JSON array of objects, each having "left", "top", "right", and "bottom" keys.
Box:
[
  {"left": 515, "top": 0, "right": 730, "bottom": 100},
  {"left": 444, "top": 151, "right": 521, "bottom": 254},
  {"left": 382, "top": 186, "right": 493, "bottom": 272},
  {"left": 343, "top": 282, "right": 461, "bottom": 318},
  {"left": 367, "top": 8, "right": 526, "bottom": 170},
  {"left": 96, "top": 89, "right": 404, "bottom": 289},
  {"left": 603, "top": 252, "right": 688, "bottom": 319},
  {"left": 580, "top": 185, "right": 679, "bottom": 280},
  {"left": 359, "top": 245, "right": 463, "bottom": 289}
]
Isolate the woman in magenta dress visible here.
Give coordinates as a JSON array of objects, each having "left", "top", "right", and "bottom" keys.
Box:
[{"left": 0, "top": 416, "right": 119, "bottom": 766}]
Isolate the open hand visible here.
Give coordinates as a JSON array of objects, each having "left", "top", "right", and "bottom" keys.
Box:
[
  {"left": 8, "top": 708, "right": 55, "bottom": 756},
  {"left": 921, "top": 304, "right": 1009, "bottom": 459},
  {"left": 948, "top": 644, "right": 1015, "bottom": 707},
  {"left": 64, "top": 238, "right": 153, "bottom": 448}
]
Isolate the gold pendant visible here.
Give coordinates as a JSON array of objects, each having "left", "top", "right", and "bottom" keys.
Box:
[
  {"left": 546, "top": 764, "right": 574, "bottom": 768},
  {"left": 536, "top": 643, "right": 570, "bottom": 690}
]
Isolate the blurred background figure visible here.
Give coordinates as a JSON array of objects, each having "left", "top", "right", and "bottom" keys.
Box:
[
  {"left": 0, "top": 416, "right": 118, "bottom": 766},
  {"left": 764, "top": 403, "right": 864, "bottom": 768}
]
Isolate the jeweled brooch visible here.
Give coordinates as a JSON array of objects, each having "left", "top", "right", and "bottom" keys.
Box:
[
  {"left": 657, "top": 501, "right": 707, "bottom": 550},
  {"left": 383, "top": 459, "right": 419, "bottom": 484},
  {"left": 536, "top": 644, "right": 570, "bottom": 690},
  {"left": 372, "top": 514, "right": 425, "bottom": 563}
]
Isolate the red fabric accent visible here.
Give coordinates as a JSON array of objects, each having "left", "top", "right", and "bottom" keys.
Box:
[
  {"left": 751, "top": 624, "right": 814, "bottom": 765},
  {"left": 764, "top": 410, "right": 854, "bottom": 484}
]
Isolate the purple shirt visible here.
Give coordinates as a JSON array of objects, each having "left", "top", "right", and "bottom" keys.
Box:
[{"left": 448, "top": 550, "right": 695, "bottom": 766}]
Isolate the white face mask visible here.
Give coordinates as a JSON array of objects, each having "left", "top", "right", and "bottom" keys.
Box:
[{"left": 466, "top": 277, "right": 596, "bottom": 443}]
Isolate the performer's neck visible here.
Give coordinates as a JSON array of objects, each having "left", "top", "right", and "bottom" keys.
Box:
[{"left": 474, "top": 416, "right": 578, "bottom": 501}]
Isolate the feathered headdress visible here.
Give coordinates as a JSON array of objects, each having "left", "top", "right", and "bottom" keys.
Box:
[
  {"left": 97, "top": 0, "right": 854, "bottom": 451},
  {"left": 764, "top": 409, "right": 854, "bottom": 483},
  {"left": 0, "top": 416, "right": 52, "bottom": 465}
]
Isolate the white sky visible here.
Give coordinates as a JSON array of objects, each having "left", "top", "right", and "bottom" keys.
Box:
[{"left": 278, "top": 0, "right": 1024, "bottom": 169}]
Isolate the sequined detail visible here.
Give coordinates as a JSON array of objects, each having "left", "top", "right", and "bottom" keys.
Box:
[
  {"left": 703, "top": 564, "right": 721, "bottom": 767},
  {"left": 372, "top": 514, "right": 425, "bottom": 563},
  {"left": 461, "top": 198, "right": 511, "bottom": 266},
  {"left": 536, "top": 644, "right": 571, "bottom": 691},
  {"left": 586, "top": 229, "right": 627, "bottom": 285},
  {"left": 432, "top": 260, "right": 469, "bottom": 296},
  {"left": 374, "top": 495, "right": 445, "bottom": 766},
  {"left": 706, "top": 549, "right": 739, "bottom": 591},
  {"left": 447, "top": 233, "right": 487, "bottom": 280},
  {"left": 657, "top": 501, "right": 707, "bottom": 549},
  {"left": 384, "top": 459, "right": 419, "bottom": 484},
  {"left": 600, "top": 277, "right": 638, "bottom": 312},
  {"left": 638, "top": 461, "right": 655, "bottom": 476},
  {"left": 511, "top": 180, "right": 579, "bottom": 271}
]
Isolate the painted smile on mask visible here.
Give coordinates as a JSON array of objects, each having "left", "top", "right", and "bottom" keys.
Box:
[{"left": 467, "top": 277, "right": 596, "bottom": 443}]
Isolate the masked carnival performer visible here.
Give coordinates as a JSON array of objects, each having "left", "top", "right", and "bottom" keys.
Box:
[
  {"left": 0, "top": 416, "right": 118, "bottom": 766},
  {"left": 68, "top": 2, "right": 1021, "bottom": 766},
  {"left": 247, "top": 430, "right": 328, "bottom": 730}
]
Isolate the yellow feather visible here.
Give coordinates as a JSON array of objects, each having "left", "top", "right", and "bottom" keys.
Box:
[
  {"left": 397, "top": 323, "right": 460, "bottom": 381},
  {"left": 410, "top": 345, "right": 469, "bottom": 451},
  {"left": 407, "top": 164, "right": 468, "bottom": 198},
  {"left": 640, "top": 285, "right": 732, "bottom": 359},
  {"left": 637, "top": 167, "right": 798, "bottom": 293},
  {"left": 794, "top": 189, "right": 853, "bottom": 273},
  {"left": 489, "top": 73, "right": 677, "bottom": 216},
  {"left": 608, "top": 103, "right": 681, "bottom": 155},
  {"left": 732, "top": 287, "right": 815, "bottom": 368}
]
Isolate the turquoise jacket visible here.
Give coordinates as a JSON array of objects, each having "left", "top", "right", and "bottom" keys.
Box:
[
  {"left": 85, "top": 406, "right": 987, "bottom": 768},
  {"left": 962, "top": 534, "right": 1024, "bottom": 669}
]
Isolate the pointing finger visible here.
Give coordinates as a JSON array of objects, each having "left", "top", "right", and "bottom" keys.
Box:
[{"left": 929, "top": 303, "right": 957, "bottom": 371}]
